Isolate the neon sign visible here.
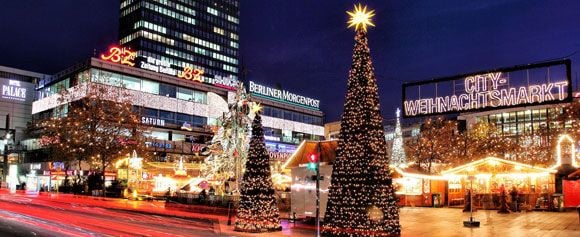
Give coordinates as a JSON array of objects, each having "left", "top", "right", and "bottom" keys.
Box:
[
  {"left": 249, "top": 81, "right": 320, "bottom": 109},
  {"left": 178, "top": 66, "right": 204, "bottom": 82},
  {"left": 402, "top": 60, "right": 572, "bottom": 117},
  {"left": 101, "top": 46, "right": 136, "bottom": 66}
]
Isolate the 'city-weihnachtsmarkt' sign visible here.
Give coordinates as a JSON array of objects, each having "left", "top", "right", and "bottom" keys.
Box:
[{"left": 402, "top": 60, "right": 572, "bottom": 117}]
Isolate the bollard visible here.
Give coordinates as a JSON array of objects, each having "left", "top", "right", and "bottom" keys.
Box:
[{"left": 227, "top": 201, "right": 232, "bottom": 226}]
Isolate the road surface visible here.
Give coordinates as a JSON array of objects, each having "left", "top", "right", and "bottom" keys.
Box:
[{"left": 0, "top": 194, "right": 218, "bottom": 237}]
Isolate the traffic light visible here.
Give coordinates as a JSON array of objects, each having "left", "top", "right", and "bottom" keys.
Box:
[{"left": 307, "top": 153, "right": 318, "bottom": 171}]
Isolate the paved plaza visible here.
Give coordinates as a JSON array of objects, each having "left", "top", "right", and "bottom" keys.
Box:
[{"left": 397, "top": 207, "right": 579, "bottom": 237}]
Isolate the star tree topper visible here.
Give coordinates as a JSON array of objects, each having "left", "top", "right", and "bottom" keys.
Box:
[{"left": 347, "top": 4, "right": 375, "bottom": 32}]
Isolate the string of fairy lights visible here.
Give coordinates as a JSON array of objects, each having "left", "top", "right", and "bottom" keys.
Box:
[
  {"left": 323, "top": 4, "right": 401, "bottom": 236},
  {"left": 234, "top": 113, "right": 282, "bottom": 232}
]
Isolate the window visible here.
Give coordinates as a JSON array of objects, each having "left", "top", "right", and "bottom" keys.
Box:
[
  {"left": 92, "top": 69, "right": 121, "bottom": 86},
  {"left": 143, "top": 108, "right": 158, "bottom": 117},
  {"left": 122, "top": 75, "right": 141, "bottom": 90},
  {"left": 177, "top": 88, "right": 193, "bottom": 101},
  {"left": 159, "top": 110, "right": 174, "bottom": 120},
  {"left": 193, "top": 90, "right": 207, "bottom": 104},
  {"left": 284, "top": 111, "right": 292, "bottom": 120},
  {"left": 271, "top": 108, "right": 281, "bottom": 118},
  {"left": 149, "top": 131, "right": 169, "bottom": 140},
  {"left": 193, "top": 116, "right": 207, "bottom": 127},
  {"left": 176, "top": 113, "right": 192, "bottom": 124},
  {"left": 141, "top": 80, "right": 159, "bottom": 94},
  {"left": 159, "top": 83, "right": 176, "bottom": 97},
  {"left": 173, "top": 133, "right": 186, "bottom": 141}
]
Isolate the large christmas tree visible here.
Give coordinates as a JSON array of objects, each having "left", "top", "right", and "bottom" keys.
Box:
[
  {"left": 234, "top": 113, "right": 282, "bottom": 232},
  {"left": 323, "top": 4, "right": 400, "bottom": 236}
]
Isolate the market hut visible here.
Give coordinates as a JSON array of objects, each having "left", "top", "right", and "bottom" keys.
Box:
[
  {"left": 391, "top": 166, "right": 448, "bottom": 207},
  {"left": 283, "top": 140, "right": 338, "bottom": 219},
  {"left": 441, "top": 157, "right": 555, "bottom": 209}
]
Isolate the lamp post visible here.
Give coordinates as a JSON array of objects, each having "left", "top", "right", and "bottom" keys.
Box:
[
  {"left": 2, "top": 114, "right": 10, "bottom": 184},
  {"left": 463, "top": 174, "right": 480, "bottom": 227},
  {"left": 126, "top": 153, "right": 130, "bottom": 198},
  {"left": 315, "top": 142, "right": 321, "bottom": 237}
]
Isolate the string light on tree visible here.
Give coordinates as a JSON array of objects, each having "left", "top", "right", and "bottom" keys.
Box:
[
  {"left": 234, "top": 113, "right": 282, "bottom": 232},
  {"left": 391, "top": 108, "right": 407, "bottom": 167},
  {"left": 323, "top": 4, "right": 400, "bottom": 236}
]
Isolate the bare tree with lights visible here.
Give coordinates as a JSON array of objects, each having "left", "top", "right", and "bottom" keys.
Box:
[
  {"left": 234, "top": 113, "right": 281, "bottom": 232},
  {"left": 38, "top": 80, "right": 146, "bottom": 196},
  {"left": 405, "top": 118, "right": 457, "bottom": 173},
  {"left": 323, "top": 4, "right": 400, "bottom": 236},
  {"left": 556, "top": 100, "right": 580, "bottom": 139}
]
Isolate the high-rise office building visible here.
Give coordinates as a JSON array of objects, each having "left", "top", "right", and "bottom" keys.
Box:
[{"left": 119, "top": 0, "right": 240, "bottom": 86}]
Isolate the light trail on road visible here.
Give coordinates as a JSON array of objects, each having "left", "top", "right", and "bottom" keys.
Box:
[{"left": 0, "top": 195, "right": 218, "bottom": 237}]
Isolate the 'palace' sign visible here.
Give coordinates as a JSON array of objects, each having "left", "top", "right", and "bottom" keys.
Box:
[{"left": 402, "top": 60, "right": 572, "bottom": 117}]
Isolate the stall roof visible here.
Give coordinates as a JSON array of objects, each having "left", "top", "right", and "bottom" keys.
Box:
[
  {"left": 393, "top": 166, "right": 449, "bottom": 180},
  {"left": 441, "top": 157, "right": 555, "bottom": 175},
  {"left": 282, "top": 140, "right": 338, "bottom": 169},
  {"left": 567, "top": 169, "right": 580, "bottom": 179}
]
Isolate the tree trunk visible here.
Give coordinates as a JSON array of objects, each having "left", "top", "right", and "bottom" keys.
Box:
[{"left": 102, "top": 156, "right": 106, "bottom": 197}]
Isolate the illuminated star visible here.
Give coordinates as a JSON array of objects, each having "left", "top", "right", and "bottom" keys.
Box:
[
  {"left": 252, "top": 103, "right": 263, "bottom": 114},
  {"left": 347, "top": 4, "right": 376, "bottom": 32}
]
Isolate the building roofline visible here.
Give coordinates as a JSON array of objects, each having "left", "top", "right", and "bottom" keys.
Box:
[{"left": 0, "top": 65, "right": 50, "bottom": 79}]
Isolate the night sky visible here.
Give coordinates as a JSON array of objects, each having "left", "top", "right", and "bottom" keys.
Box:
[{"left": 1, "top": 1, "right": 579, "bottom": 122}]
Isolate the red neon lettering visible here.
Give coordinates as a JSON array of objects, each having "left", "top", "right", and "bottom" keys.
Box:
[
  {"left": 101, "top": 46, "right": 136, "bottom": 66},
  {"left": 178, "top": 66, "right": 204, "bottom": 82}
]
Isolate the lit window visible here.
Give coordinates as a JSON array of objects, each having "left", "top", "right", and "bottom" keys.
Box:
[
  {"left": 207, "top": 7, "right": 218, "bottom": 16},
  {"left": 213, "top": 27, "right": 224, "bottom": 35}
]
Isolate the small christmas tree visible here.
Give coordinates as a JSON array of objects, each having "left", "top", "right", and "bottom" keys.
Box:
[
  {"left": 391, "top": 108, "right": 407, "bottom": 167},
  {"left": 234, "top": 113, "right": 282, "bottom": 232},
  {"left": 323, "top": 4, "right": 400, "bottom": 236}
]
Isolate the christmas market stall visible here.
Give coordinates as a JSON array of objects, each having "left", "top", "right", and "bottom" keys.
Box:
[
  {"left": 441, "top": 157, "right": 555, "bottom": 209},
  {"left": 283, "top": 140, "right": 338, "bottom": 219},
  {"left": 115, "top": 154, "right": 204, "bottom": 197},
  {"left": 564, "top": 169, "right": 580, "bottom": 208},
  {"left": 391, "top": 166, "right": 448, "bottom": 207}
]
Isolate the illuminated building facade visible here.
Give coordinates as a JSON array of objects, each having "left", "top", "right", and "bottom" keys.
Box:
[
  {"left": 32, "top": 57, "right": 232, "bottom": 162},
  {"left": 403, "top": 60, "right": 577, "bottom": 139},
  {"left": 119, "top": 0, "right": 240, "bottom": 86},
  {"left": 30, "top": 58, "right": 324, "bottom": 165},
  {"left": 458, "top": 104, "right": 571, "bottom": 137},
  {"left": 28, "top": 0, "right": 321, "bottom": 168},
  {"left": 248, "top": 81, "right": 324, "bottom": 164},
  {"left": 0, "top": 65, "right": 49, "bottom": 181}
]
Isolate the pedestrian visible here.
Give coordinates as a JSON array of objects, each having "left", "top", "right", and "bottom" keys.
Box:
[
  {"left": 463, "top": 189, "right": 472, "bottom": 212},
  {"left": 199, "top": 189, "right": 207, "bottom": 204},
  {"left": 510, "top": 186, "right": 519, "bottom": 212}
]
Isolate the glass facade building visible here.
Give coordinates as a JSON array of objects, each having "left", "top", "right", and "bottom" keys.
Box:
[
  {"left": 473, "top": 107, "right": 564, "bottom": 137},
  {"left": 119, "top": 0, "right": 240, "bottom": 83}
]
